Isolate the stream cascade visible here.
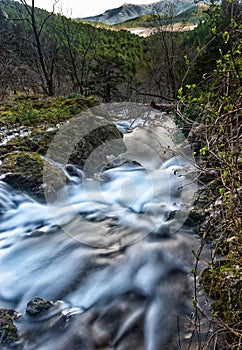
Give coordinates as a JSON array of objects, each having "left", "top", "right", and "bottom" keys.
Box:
[{"left": 0, "top": 104, "right": 206, "bottom": 350}]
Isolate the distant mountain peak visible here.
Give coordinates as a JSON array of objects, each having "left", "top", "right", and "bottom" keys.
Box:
[{"left": 80, "top": 1, "right": 195, "bottom": 25}]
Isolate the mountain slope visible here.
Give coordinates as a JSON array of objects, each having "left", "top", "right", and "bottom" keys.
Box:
[
  {"left": 113, "top": 4, "right": 207, "bottom": 29},
  {"left": 81, "top": 1, "right": 195, "bottom": 25},
  {"left": 81, "top": 3, "right": 154, "bottom": 25}
]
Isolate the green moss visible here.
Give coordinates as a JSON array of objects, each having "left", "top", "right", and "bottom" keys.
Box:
[
  {"left": 0, "top": 96, "right": 99, "bottom": 129},
  {"left": 0, "top": 309, "right": 19, "bottom": 345},
  {"left": 0, "top": 151, "right": 65, "bottom": 201},
  {"left": 201, "top": 258, "right": 242, "bottom": 324},
  {"left": 0, "top": 129, "right": 56, "bottom": 157},
  {"left": 0, "top": 97, "right": 125, "bottom": 199},
  {"left": 2, "top": 151, "right": 43, "bottom": 176}
]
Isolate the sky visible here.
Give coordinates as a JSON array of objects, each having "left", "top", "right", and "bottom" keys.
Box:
[{"left": 24, "top": 1, "right": 157, "bottom": 18}]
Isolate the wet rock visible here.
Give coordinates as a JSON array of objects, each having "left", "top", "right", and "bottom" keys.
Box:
[
  {"left": 183, "top": 207, "right": 207, "bottom": 228},
  {"left": 26, "top": 297, "right": 54, "bottom": 316},
  {"left": 101, "top": 158, "right": 142, "bottom": 172},
  {"left": 68, "top": 123, "right": 125, "bottom": 175},
  {"left": 0, "top": 151, "right": 65, "bottom": 202},
  {"left": 0, "top": 111, "right": 125, "bottom": 200},
  {"left": 15, "top": 299, "right": 68, "bottom": 349},
  {"left": 0, "top": 130, "right": 56, "bottom": 157},
  {"left": 0, "top": 309, "right": 19, "bottom": 345}
]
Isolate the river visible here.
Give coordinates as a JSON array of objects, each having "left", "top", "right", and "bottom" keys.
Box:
[{"left": 0, "top": 104, "right": 209, "bottom": 349}]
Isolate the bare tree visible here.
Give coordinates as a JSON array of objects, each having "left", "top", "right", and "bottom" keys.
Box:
[
  {"left": 222, "top": 0, "right": 241, "bottom": 19},
  {"left": 0, "top": 7, "right": 17, "bottom": 98},
  {"left": 139, "top": 1, "right": 187, "bottom": 102},
  {"left": 18, "top": 0, "right": 60, "bottom": 96},
  {"left": 61, "top": 18, "right": 100, "bottom": 96},
  {"left": 151, "top": 1, "right": 185, "bottom": 99}
]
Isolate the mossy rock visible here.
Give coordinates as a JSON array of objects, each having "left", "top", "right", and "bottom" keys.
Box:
[
  {"left": 0, "top": 130, "right": 56, "bottom": 157},
  {"left": 0, "top": 309, "right": 19, "bottom": 345},
  {"left": 202, "top": 262, "right": 242, "bottom": 348},
  {"left": 0, "top": 124, "right": 125, "bottom": 200},
  {"left": 45, "top": 113, "right": 125, "bottom": 176},
  {"left": 26, "top": 297, "right": 53, "bottom": 316},
  {"left": 0, "top": 99, "right": 125, "bottom": 200},
  {"left": 0, "top": 152, "right": 65, "bottom": 202},
  {"left": 201, "top": 260, "right": 242, "bottom": 324},
  {"left": 1, "top": 121, "right": 124, "bottom": 165},
  {"left": 69, "top": 123, "right": 125, "bottom": 174},
  {"left": 0, "top": 96, "right": 99, "bottom": 128}
]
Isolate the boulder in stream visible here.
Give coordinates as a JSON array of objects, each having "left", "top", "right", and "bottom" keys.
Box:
[
  {"left": 26, "top": 297, "right": 54, "bottom": 316},
  {"left": 0, "top": 309, "right": 19, "bottom": 346}
]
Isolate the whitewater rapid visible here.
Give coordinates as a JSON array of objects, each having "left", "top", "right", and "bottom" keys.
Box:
[{"left": 0, "top": 107, "right": 202, "bottom": 350}]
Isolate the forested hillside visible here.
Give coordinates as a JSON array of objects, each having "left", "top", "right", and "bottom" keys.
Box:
[
  {"left": 0, "top": 0, "right": 217, "bottom": 103},
  {"left": 0, "top": 0, "right": 144, "bottom": 101}
]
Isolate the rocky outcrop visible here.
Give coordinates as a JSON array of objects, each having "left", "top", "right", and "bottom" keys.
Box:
[{"left": 0, "top": 100, "right": 125, "bottom": 201}]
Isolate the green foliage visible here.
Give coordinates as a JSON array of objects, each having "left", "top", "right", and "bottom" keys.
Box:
[
  {"left": 176, "top": 2, "right": 242, "bottom": 347},
  {"left": 182, "top": 0, "right": 235, "bottom": 85},
  {"left": 0, "top": 0, "right": 144, "bottom": 101},
  {"left": 113, "top": 14, "right": 158, "bottom": 29}
]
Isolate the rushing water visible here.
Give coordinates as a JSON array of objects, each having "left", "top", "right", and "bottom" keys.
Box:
[{"left": 0, "top": 106, "right": 203, "bottom": 349}]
